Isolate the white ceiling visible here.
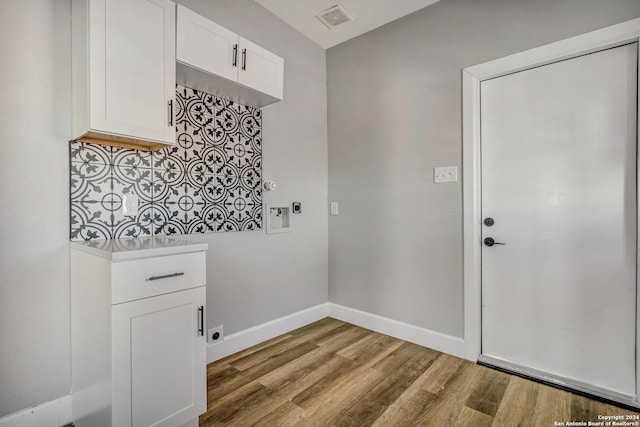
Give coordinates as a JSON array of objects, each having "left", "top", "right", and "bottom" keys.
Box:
[{"left": 254, "top": 0, "right": 441, "bottom": 49}]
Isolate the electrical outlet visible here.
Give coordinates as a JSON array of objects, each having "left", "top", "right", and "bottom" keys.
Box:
[
  {"left": 208, "top": 325, "right": 223, "bottom": 344},
  {"left": 123, "top": 193, "right": 139, "bottom": 216}
]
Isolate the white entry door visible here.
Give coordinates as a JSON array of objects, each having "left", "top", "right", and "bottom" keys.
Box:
[{"left": 480, "top": 43, "right": 638, "bottom": 397}]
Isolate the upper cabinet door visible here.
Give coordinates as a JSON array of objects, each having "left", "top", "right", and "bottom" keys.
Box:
[
  {"left": 98, "top": 0, "right": 175, "bottom": 143},
  {"left": 73, "top": 0, "right": 176, "bottom": 149},
  {"left": 238, "top": 37, "right": 284, "bottom": 100},
  {"left": 176, "top": 5, "right": 238, "bottom": 82}
]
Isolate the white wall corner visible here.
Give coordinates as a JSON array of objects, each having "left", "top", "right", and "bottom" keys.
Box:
[
  {"left": 207, "top": 303, "right": 330, "bottom": 363},
  {"left": 328, "top": 303, "right": 466, "bottom": 359},
  {"left": 0, "top": 395, "right": 72, "bottom": 427}
]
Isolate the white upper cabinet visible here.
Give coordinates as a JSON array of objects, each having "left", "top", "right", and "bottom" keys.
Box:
[
  {"left": 72, "top": 0, "right": 176, "bottom": 150},
  {"left": 176, "top": 5, "right": 284, "bottom": 108},
  {"left": 238, "top": 37, "right": 284, "bottom": 100},
  {"left": 176, "top": 6, "right": 238, "bottom": 82}
]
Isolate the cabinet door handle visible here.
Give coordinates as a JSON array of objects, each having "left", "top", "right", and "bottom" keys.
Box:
[
  {"left": 232, "top": 44, "right": 238, "bottom": 67},
  {"left": 242, "top": 48, "right": 247, "bottom": 71},
  {"left": 147, "top": 272, "right": 184, "bottom": 281},
  {"left": 167, "top": 100, "right": 173, "bottom": 127},
  {"left": 198, "top": 306, "right": 204, "bottom": 336}
]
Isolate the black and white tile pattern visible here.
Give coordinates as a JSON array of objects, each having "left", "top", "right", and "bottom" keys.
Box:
[{"left": 70, "top": 85, "right": 262, "bottom": 240}]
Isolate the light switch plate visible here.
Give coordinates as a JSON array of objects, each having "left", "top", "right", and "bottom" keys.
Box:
[
  {"left": 434, "top": 166, "right": 458, "bottom": 183},
  {"left": 330, "top": 202, "right": 339, "bottom": 216}
]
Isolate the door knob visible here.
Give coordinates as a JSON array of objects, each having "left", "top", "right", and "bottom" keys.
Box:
[{"left": 484, "top": 237, "right": 506, "bottom": 247}]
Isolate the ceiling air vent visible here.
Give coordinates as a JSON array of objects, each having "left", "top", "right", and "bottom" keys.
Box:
[{"left": 316, "top": 5, "right": 354, "bottom": 29}]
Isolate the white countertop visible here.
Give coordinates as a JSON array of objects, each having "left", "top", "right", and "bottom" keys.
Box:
[{"left": 70, "top": 237, "right": 208, "bottom": 261}]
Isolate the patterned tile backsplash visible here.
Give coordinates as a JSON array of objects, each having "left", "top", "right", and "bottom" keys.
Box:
[{"left": 70, "top": 85, "right": 262, "bottom": 240}]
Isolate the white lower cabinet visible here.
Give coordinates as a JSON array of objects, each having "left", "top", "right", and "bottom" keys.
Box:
[
  {"left": 112, "top": 287, "right": 206, "bottom": 427},
  {"left": 71, "top": 238, "right": 208, "bottom": 427}
]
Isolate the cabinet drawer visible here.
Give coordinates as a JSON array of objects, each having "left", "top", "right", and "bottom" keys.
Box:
[{"left": 112, "top": 252, "right": 206, "bottom": 304}]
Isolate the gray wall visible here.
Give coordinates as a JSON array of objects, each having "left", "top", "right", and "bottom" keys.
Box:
[
  {"left": 175, "top": 0, "right": 328, "bottom": 335},
  {"left": 0, "top": 0, "right": 72, "bottom": 417},
  {"left": 0, "top": 0, "right": 327, "bottom": 418},
  {"left": 327, "top": 0, "right": 640, "bottom": 338}
]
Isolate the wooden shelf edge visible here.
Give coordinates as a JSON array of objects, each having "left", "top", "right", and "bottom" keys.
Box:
[{"left": 75, "top": 132, "right": 172, "bottom": 152}]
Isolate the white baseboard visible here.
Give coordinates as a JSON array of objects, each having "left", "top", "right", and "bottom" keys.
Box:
[
  {"left": 207, "top": 303, "right": 330, "bottom": 363},
  {"left": 328, "top": 303, "right": 466, "bottom": 359},
  {"left": 207, "top": 302, "right": 466, "bottom": 363},
  {"left": 0, "top": 395, "right": 71, "bottom": 427}
]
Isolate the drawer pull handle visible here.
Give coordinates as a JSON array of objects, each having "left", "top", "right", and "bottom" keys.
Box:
[
  {"left": 198, "top": 306, "right": 204, "bottom": 336},
  {"left": 147, "top": 272, "right": 184, "bottom": 281}
]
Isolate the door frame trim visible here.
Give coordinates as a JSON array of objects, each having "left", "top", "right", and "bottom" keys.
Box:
[{"left": 462, "top": 18, "right": 640, "bottom": 403}]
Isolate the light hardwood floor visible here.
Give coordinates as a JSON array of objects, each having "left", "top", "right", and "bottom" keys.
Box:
[{"left": 200, "top": 317, "right": 639, "bottom": 426}]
